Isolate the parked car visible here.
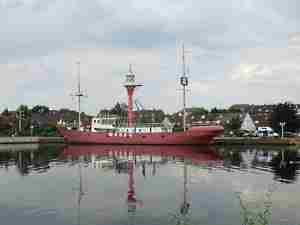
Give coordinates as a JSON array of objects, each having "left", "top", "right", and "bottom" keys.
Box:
[{"left": 256, "top": 127, "right": 279, "bottom": 137}]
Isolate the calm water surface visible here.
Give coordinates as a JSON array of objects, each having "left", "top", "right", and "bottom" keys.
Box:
[{"left": 0, "top": 144, "right": 299, "bottom": 225}]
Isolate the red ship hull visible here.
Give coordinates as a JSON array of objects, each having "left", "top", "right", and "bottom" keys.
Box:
[{"left": 59, "top": 125, "right": 224, "bottom": 145}]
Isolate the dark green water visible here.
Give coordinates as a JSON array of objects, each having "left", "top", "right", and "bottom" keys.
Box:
[{"left": 0, "top": 144, "right": 299, "bottom": 225}]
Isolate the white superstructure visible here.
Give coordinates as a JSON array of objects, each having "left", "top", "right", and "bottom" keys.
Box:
[{"left": 91, "top": 115, "right": 172, "bottom": 133}]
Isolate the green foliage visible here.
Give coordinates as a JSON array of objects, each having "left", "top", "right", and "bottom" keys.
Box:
[
  {"left": 228, "top": 106, "right": 244, "bottom": 113},
  {"left": 136, "top": 109, "right": 165, "bottom": 124},
  {"left": 58, "top": 108, "right": 78, "bottom": 123},
  {"left": 173, "top": 125, "right": 184, "bottom": 132},
  {"left": 1, "top": 108, "right": 9, "bottom": 116},
  {"left": 13, "top": 105, "right": 31, "bottom": 136},
  {"left": 17, "top": 105, "right": 30, "bottom": 117},
  {"left": 34, "top": 125, "right": 59, "bottom": 137},
  {"left": 31, "top": 105, "right": 49, "bottom": 114},
  {"left": 184, "top": 107, "right": 209, "bottom": 122},
  {"left": 270, "top": 102, "right": 299, "bottom": 133},
  {"left": 189, "top": 107, "right": 208, "bottom": 115},
  {"left": 0, "top": 116, "right": 12, "bottom": 136},
  {"left": 210, "top": 107, "right": 227, "bottom": 114},
  {"left": 225, "top": 116, "right": 242, "bottom": 134},
  {"left": 109, "top": 102, "right": 127, "bottom": 116}
]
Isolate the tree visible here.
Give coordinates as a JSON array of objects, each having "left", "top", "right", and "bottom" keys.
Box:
[
  {"left": 31, "top": 105, "right": 49, "bottom": 114},
  {"left": 210, "top": 107, "right": 227, "bottom": 114},
  {"left": 109, "top": 102, "right": 127, "bottom": 116},
  {"left": 270, "top": 150, "right": 298, "bottom": 183},
  {"left": 225, "top": 116, "right": 242, "bottom": 134},
  {"left": 2, "top": 108, "right": 9, "bottom": 117},
  {"left": 188, "top": 107, "right": 208, "bottom": 121},
  {"left": 16, "top": 105, "right": 31, "bottom": 135},
  {"left": 0, "top": 116, "right": 11, "bottom": 136},
  {"left": 189, "top": 107, "right": 208, "bottom": 115},
  {"left": 270, "top": 102, "right": 300, "bottom": 133},
  {"left": 98, "top": 109, "right": 110, "bottom": 117},
  {"left": 17, "top": 105, "right": 30, "bottom": 118},
  {"left": 135, "top": 109, "right": 165, "bottom": 124}
]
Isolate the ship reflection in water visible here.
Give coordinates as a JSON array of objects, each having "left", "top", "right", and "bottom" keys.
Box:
[
  {"left": 0, "top": 145, "right": 299, "bottom": 225},
  {"left": 63, "top": 145, "right": 222, "bottom": 225}
]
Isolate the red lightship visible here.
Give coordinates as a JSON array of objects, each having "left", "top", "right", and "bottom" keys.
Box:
[{"left": 59, "top": 48, "right": 224, "bottom": 145}]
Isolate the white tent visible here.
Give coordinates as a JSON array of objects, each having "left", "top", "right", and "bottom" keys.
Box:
[{"left": 241, "top": 113, "right": 256, "bottom": 132}]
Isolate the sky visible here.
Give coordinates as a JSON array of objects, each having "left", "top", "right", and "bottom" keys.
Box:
[{"left": 0, "top": 0, "right": 300, "bottom": 115}]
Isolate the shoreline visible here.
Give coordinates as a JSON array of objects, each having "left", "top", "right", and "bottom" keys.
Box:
[
  {"left": 1, "top": 136, "right": 300, "bottom": 146},
  {"left": 0, "top": 136, "right": 64, "bottom": 144}
]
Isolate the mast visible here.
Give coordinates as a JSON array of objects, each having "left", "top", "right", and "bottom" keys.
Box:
[
  {"left": 75, "top": 62, "right": 84, "bottom": 130},
  {"left": 180, "top": 44, "right": 188, "bottom": 131}
]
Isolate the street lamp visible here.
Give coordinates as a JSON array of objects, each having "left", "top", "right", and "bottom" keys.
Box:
[
  {"left": 279, "top": 122, "right": 286, "bottom": 138},
  {"left": 16, "top": 110, "right": 24, "bottom": 135},
  {"left": 30, "top": 125, "right": 34, "bottom": 136}
]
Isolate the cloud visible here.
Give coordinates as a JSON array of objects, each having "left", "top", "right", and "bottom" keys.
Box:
[
  {"left": 229, "top": 42, "right": 300, "bottom": 86},
  {"left": 192, "top": 40, "right": 300, "bottom": 106},
  {"left": 1, "top": 0, "right": 300, "bottom": 113}
]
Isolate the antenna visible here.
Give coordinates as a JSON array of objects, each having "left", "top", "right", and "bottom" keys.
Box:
[{"left": 182, "top": 44, "right": 186, "bottom": 77}]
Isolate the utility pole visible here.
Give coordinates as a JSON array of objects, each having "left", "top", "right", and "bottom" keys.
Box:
[
  {"left": 279, "top": 122, "right": 286, "bottom": 138},
  {"left": 17, "top": 110, "right": 24, "bottom": 135},
  {"left": 30, "top": 125, "right": 34, "bottom": 136}
]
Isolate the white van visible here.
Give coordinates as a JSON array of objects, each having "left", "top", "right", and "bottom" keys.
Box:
[{"left": 256, "top": 127, "right": 279, "bottom": 137}]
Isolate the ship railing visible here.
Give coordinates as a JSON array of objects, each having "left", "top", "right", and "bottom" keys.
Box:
[
  {"left": 115, "top": 122, "right": 165, "bottom": 128},
  {"left": 191, "top": 121, "right": 219, "bottom": 126}
]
